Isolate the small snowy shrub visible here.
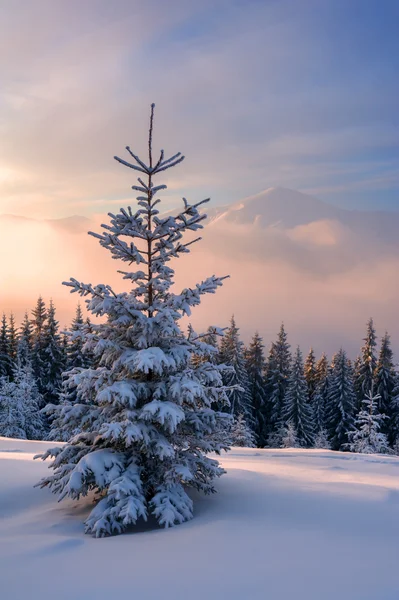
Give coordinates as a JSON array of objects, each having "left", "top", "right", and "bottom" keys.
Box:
[
  {"left": 347, "top": 391, "right": 390, "bottom": 454},
  {"left": 280, "top": 422, "right": 300, "bottom": 448},
  {"left": 313, "top": 429, "right": 331, "bottom": 450},
  {"left": 231, "top": 414, "right": 256, "bottom": 447}
]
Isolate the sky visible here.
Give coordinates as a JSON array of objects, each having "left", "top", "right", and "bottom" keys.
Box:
[
  {"left": 1, "top": 0, "right": 399, "bottom": 355},
  {"left": 0, "top": 0, "right": 398, "bottom": 219}
]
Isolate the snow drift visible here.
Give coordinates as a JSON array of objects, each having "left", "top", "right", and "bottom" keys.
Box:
[{"left": 1, "top": 436, "right": 399, "bottom": 600}]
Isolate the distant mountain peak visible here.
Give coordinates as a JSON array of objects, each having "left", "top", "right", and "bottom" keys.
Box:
[{"left": 208, "top": 187, "right": 342, "bottom": 228}]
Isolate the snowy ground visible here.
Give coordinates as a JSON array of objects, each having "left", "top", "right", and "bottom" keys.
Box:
[{"left": 1, "top": 438, "right": 399, "bottom": 600}]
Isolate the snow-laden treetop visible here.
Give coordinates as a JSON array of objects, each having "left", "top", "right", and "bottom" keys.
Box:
[{"left": 65, "top": 103, "right": 227, "bottom": 325}]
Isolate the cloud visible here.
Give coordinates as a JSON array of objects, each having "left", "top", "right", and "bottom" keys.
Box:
[
  {"left": 2, "top": 199, "right": 399, "bottom": 359},
  {"left": 0, "top": 0, "right": 398, "bottom": 217}
]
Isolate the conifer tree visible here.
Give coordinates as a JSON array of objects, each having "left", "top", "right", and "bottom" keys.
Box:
[
  {"left": 280, "top": 421, "right": 300, "bottom": 448},
  {"left": 314, "top": 428, "right": 331, "bottom": 449},
  {"left": 231, "top": 414, "right": 256, "bottom": 448},
  {"left": 264, "top": 323, "right": 291, "bottom": 439},
  {"left": 312, "top": 353, "right": 329, "bottom": 433},
  {"left": 82, "top": 316, "right": 96, "bottom": 368},
  {"left": 0, "top": 315, "right": 12, "bottom": 379},
  {"left": 389, "top": 376, "right": 399, "bottom": 446},
  {"left": 60, "top": 330, "right": 70, "bottom": 369},
  {"left": 245, "top": 332, "right": 267, "bottom": 446},
  {"left": 13, "top": 361, "right": 45, "bottom": 439},
  {"left": 41, "top": 300, "right": 64, "bottom": 406},
  {"left": 375, "top": 332, "right": 396, "bottom": 433},
  {"left": 219, "top": 316, "right": 253, "bottom": 423},
  {"left": 202, "top": 326, "right": 219, "bottom": 362},
  {"left": 354, "top": 318, "right": 378, "bottom": 409},
  {"left": 325, "top": 349, "right": 356, "bottom": 450},
  {"left": 281, "top": 347, "right": 314, "bottom": 447},
  {"left": 304, "top": 348, "right": 317, "bottom": 401},
  {"left": 31, "top": 296, "right": 48, "bottom": 395},
  {"left": 353, "top": 355, "right": 363, "bottom": 407},
  {"left": 189, "top": 325, "right": 219, "bottom": 369},
  {"left": 8, "top": 313, "right": 18, "bottom": 363},
  {"left": 0, "top": 361, "right": 44, "bottom": 440},
  {"left": 55, "top": 306, "right": 88, "bottom": 416},
  {"left": 66, "top": 304, "right": 88, "bottom": 370},
  {"left": 0, "top": 377, "right": 24, "bottom": 438},
  {"left": 314, "top": 352, "right": 329, "bottom": 388},
  {"left": 347, "top": 390, "right": 389, "bottom": 454},
  {"left": 36, "top": 104, "right": 232, "bottom": 537},
  {"left": 17, "top": 312, "right": 33, "bottom": 367}
]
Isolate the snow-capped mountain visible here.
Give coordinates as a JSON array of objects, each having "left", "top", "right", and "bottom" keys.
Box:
[
  {"left": 1, "top": 187, "right": 399, "bottom": 356},
  {"left": 206, "top": 187, "right": 399, "bottom": 246},
  {"left": 207, "top": 187, "right": 344, "bottom": 228}
]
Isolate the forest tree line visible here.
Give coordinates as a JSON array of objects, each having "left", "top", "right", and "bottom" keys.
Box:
[
  {"left": 195, "top": 316, "right": 398, "bottom": 454},
  {"left": 0, "top": 299, "right": 396, "bottom": 455}
]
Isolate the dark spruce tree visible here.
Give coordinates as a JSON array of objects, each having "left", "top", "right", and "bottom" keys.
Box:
[
  {"left": 281, "top": 346, "right": 314, "bottom": 447},
  {"left": 66, "top": 304, "right": 89, "bottom": 370},
  {"left": 325, "top": 349, "right": 356, "bottom": 450},
  {"left": 8, "top": 313, "right": 18, "bottom": 364},
  {"left": 375, "top": 332, "right": 396, "bottom": 439},
  {"left": 312, "top": 352, "right": 329, "bottom": 434},
  {"left": 245, "top": 332, "right": 267, "bottom": 446},
  {"left": 218, "top": 316, "right": 253, "bottom": 424},
  {"left": 42, "top": 300, "right": 65, "bottom": 406},
  {"left": 354, "top": 318, "right": 378, "bottom": 410},
  {"left": 0, "top": 314, "right": 12, "bottom": 379},
  {"left": 264, "top": 323, "right": 291, "bottom": 442},
  {"left": 304, "top": 348, "right": 317, "bottom": 402},
  {"left": 17, "top": 312, "right": 33, "bottom": 368},
  {"left": 31, "top": 296, "right": 48, "bottom": 397}
]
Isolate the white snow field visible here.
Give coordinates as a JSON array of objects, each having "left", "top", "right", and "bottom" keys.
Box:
[{"left": 1, "top": 437, "right": 399, "bottom": 600}]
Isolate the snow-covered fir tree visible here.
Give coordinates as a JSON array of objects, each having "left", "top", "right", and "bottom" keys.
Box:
[
  {"left": 0, "top": 361, "right": 44, "bottom": 440},
  {"left": 66, "top": 304, "right": 89, "bottom": 370},
  {"left": 218, "top": 315, "right": 253, "bottom": 423},
  {"left": 41, "top": 300, "right": 64, "bottom": 406},
  {"left": 347, "top": 390, "right": 390, "bottom": 454},
  {"left": 231, "top": 414, "right": 256, "bottom": 448},
  {"left": 304, "top": 348, "right": 317, "bottom": 401},
  {"left": 325, "top": 349, "right": 356, "bottom": 451},
  {"left": 201, "top": 326, "right": 219, "bottom": 362},
  {"left": 13, "top": 361, "right": 45, "bottom": 439},
  {"left": 389, "top": 376, "right": 399, "bottom": 446},
  {"left": 8, "top": 313, "right": 17, "bottom": 364},
  {"left": 314, "top": 428, "right": 331, "bottom": 449},
  {"left": 245, "top": 332, "right": 267, "bottom": 446},
  {"left": 264, "top": 323, "right": 291, "bottom": 441},
  {"left": 53, "top": 305, "right": 92, "bottom": 422},
  {"left": 17, "top": 312, "right": 33, "bottom": 367},
  {"left": 354, "top": 318, "right": 378, "bottom": 409},
  {"left": 312, "top": 353, "right": 329, "bottom": 433},
  {"left": 31, "top": 296, "right": 48, "bottom": 397},
  {"left": 36, "top": 104, "right": 232, "bottom": 537},
  {"left": 0, "top": 377, "right": 24, "bottom": 438},
  {"left": 353, "top": 355, "right": 362, "bottom": 406},
  {"left": 0, "top": 315, "right": 12, "bottom": 379},
  {"left": 375, "top": 332, "right": 396, "bottom": 438},
  {"left": 315, "top": 353, "right": 329, "bottom": 388},
  {"left": 280, "top": 421, "right": 300, "bottom": 448},
  {"left": 281, "top": 346, "right": 314, "bottom": 447}
]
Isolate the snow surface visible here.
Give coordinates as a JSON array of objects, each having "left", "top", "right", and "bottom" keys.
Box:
[{"left": 1, "top": 437, "right": 399, "bottom": 600}]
